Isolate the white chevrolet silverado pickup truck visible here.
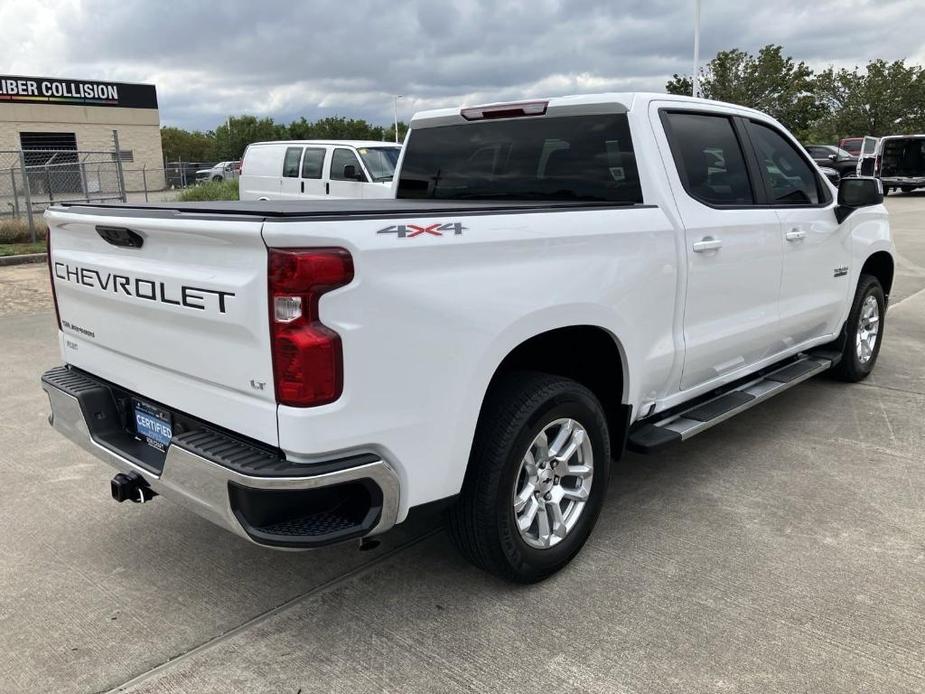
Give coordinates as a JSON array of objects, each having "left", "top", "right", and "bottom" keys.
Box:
[{"left": 42, "top": 93, "right": 892, "bottom": 582}]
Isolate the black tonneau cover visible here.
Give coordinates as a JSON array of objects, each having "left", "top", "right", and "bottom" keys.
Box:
[{"left": 52, "top": 199, "right": 637, "bottom": 221}]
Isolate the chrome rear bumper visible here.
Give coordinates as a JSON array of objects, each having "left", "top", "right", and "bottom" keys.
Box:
[{"left": 42, "top": 367, "right": 400, "bottom": 549}]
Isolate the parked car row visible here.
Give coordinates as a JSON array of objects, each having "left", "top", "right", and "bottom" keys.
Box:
[{"left": 802, "top": 134, "right": 925, "bottom": 195}]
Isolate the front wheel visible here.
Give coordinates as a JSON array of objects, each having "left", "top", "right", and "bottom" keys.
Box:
[
  {"left": 831, "top": 274, "right": 885, "bottom": 382},
  {"left": 447, "top": 372, "right": 610, "bottom": 583}
]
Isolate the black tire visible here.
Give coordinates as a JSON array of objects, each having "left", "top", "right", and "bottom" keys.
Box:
[
  {"left": 447, "top": 372, "right": 610, "bottom": 583},
  {"left": 882, "top": 186, "right": 891, "bottom": 196},
  {"left": 212, "top": 175, "right": 223, "bottom": 182},
  {"left": 901, "top": 186, "right": 915, "bottom": 194},
  {"left": 831, "top": 274, "right": 886, "bottom": 382}
]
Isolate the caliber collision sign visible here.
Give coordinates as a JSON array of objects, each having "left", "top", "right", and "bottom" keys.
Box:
[{"left": 0, "top": 75, "right": 158, "bottom": 109}]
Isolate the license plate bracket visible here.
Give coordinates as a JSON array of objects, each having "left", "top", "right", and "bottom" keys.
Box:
[{"left": 133, "top": 400, "right": 173, "bottom": 452}]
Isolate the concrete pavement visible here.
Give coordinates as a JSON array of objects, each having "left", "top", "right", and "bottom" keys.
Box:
[{"left": 1, "top": 197, "right": 923, "bottom": 693}]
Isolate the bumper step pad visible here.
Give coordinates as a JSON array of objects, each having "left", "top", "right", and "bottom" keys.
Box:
[
  {"left": 41, "top": 365, "right": 396, "bottom": 549},
  {"left": 258, "top": 511, "right": 358, "bottom": 537}
]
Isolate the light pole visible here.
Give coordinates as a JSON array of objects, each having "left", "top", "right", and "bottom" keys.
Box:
[
  {"left": 393, "top": 95, "right": 402, "bottom": 143},
  {"left": 692, "top": 0, "right": 701, "bottom": 98}
]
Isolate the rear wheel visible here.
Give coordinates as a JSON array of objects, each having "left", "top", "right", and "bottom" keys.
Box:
[
  {"left": 901, "top": 186, "right": 915, "bottom": 193},
  {"left": 212, "top": 175, "right": 223, "bottom": 182},
  {"left": 831, "top": 274, "right": 885, "bottom": 382},
  {"left": 447, "top": 372, "right": 610, "bottom": 583}
]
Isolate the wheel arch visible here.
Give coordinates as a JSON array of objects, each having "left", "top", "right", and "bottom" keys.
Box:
[
  {"left": 861, "top": 250, "right": 895, "bottom": 300},
  {"left": 475, "top": 325, "right": 631, "bottom": 457}
]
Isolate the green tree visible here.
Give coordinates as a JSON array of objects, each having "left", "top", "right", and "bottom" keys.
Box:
[
  {"left": 287, "top": 116, "right": 408, "bottom": 142},
  {"left": 162, "top": 114, "right": 408, "bottom": 164},
  {"left": 211, "top": 116, "right": 287, "bottom": 160},
  {"left": 667, "top": 45, "right": 822, "bottom": 137},
  {"left": 160, "top": 126, "right": 214, "bottom": 162},
  {"left": 811, "top": 59, "right": 925, "bottom": 140}
]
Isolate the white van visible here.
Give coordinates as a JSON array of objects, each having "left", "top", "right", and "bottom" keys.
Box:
[{"left": 239, "top": 140, "right": 402, "bottom": 200}]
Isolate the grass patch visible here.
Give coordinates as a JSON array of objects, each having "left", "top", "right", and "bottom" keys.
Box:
[
  {"left": 0, "top": 242, "right": 46, "bottom": 257},
  {"left": 0, "top": 219, "right": 47, "bottom": 244},
  {"left": 178, "top": 179, "right": 239, "bottom": 202}
]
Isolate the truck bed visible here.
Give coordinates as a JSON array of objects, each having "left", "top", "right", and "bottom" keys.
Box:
[{"left": 55, "top": 199, "right": 637, "bottom": 220}]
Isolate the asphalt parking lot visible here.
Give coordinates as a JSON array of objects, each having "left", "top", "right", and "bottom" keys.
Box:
[{"left": 1, "top": 197, "right": 923, "bottom": 693}]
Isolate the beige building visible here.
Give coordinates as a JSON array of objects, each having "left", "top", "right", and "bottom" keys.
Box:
[{"left": 0, "top": 75, "right": 165, "bottom": 193}]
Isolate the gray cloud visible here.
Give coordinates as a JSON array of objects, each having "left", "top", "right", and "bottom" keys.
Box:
[{"left": 2, "top": 0, "right": 923, "bottom": 130}]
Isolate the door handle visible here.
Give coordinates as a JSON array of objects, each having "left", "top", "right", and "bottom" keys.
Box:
[
  {"left": 692, "top": 237, "right": 722, "bottom": 253},
  {"left": 785, "top": 229, "right": 806, "bottom": 242},
  {"left": 300, "top": 181, "right": 305, "bottom": 193},
  {"left": 325, "top": 182, "right": 330, "bottom": 195}
]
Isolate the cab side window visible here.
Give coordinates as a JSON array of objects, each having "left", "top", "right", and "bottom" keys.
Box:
[
  {"left": 662, "top": 112, "right": 754, "bottom": 206},
  {"left": 330, "top": 149, "right": 367, "bottom": 182},
  {"left": 282, "top": 147, "right": 303, "bottom": 178},
  {"left": 301, "top": 148, "right": 325, "bottom": 179},
  {"left": 746, "top": 121, "right": 822, "bottom": 205}
]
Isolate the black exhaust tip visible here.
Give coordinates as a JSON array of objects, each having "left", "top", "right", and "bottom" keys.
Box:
[{"left": 111, "top": 472, "right": 157, "bottom": 503}]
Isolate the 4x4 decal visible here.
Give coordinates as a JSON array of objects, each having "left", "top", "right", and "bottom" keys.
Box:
[{"left": 377, "top": 222, "right": 467, "bottom": 238}]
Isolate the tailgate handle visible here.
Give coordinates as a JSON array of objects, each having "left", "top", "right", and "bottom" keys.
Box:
[{"left": 96, "top": 226, "right": 144, "bottom": 249}]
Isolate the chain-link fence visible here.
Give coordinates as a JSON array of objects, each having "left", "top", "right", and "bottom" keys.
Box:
[
  {"left": 118, "top": 162, "right": 229, "bottom": 202},
  {"left": 0, "top": 132, "right": 205, "bottom": 243},
  {"left": 0, "top": 141, "right": 128, "bottom": 243}
]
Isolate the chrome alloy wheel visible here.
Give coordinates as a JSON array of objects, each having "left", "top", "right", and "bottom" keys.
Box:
[
  {"left": 512, "top": 418, "right": 594, "bottom": 549},
  {"left": 856, "top": 294, "right": 881, "bottom": 364}
]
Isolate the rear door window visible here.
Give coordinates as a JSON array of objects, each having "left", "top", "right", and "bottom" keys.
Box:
[
  {"left": 746, "top": 121, "right": 823, "bottom": 205},
  {"left": 301, "top": 148, "right": 325, "bottom": 179},
  {"left": 661, "top": 112, "right": 754, "bottom": 205},
  {"left": 397, "top": 114, "right": 642, "bottom": 203},
  {"left": 282, "top": 147, "right": 303, "bottom": 178}
]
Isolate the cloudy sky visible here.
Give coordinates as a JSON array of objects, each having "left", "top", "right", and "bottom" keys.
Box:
[{"left": 2, "top": 0, "right": 923, "bottom": 131}]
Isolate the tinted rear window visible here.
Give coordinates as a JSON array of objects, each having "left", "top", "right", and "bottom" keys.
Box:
[
  {"left": 397, "top": 114, "right": 642, "bottom": 203},
  {"left": 662, "top": 112, "right": 754, "bottom": 205},
  {"left": 282, "top": 147, "right": 302, "bottom": 178}
]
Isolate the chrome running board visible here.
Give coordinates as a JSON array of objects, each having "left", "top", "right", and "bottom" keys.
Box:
[{"left": 627, "top": 353, "right": 836, "bottom": 453}]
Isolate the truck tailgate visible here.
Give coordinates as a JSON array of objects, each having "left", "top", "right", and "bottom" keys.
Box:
[{"left": 45, "top": 206, "right": 278, "bottom": 446}]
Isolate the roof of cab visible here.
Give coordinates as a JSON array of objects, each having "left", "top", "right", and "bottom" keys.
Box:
[
  {"left": 410, "top": 92, "right": 768, "bottom": 129},
  {"left": 247, "top": 140, "right": 401, "bottom": 148}
]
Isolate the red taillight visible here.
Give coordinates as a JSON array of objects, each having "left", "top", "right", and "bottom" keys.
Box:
[
  {"left": 46, "top": 227, "right": 61, "bottom": 329},
  {"left": 268, "top": 248, "right": 353, "bottom": 407},
  {"left": 460, "top": 100, "right": 548, "bottom": 121}
]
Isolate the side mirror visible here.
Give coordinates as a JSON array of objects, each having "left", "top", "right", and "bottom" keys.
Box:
[
  {"left": 827, "top": 153, "right": 837, "bottom": 161},
  {"left": 835, "top": 176, "right": 883, "bottom": 223}
]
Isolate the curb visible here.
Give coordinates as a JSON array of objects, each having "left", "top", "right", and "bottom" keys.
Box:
[{"left": 0, "top": 253, "right": 46, "bottom": 267}]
